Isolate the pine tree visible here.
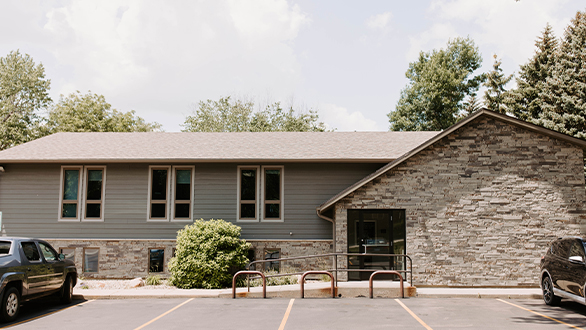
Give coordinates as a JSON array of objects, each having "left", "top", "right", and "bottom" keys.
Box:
[
  {"left": 462, "top": 93, "right": 482, "bottom": 115},
  {"left": 506, "top": 24, "right": 558, "bottom": 121},
  {"left": 536, "top": 10, "right": 586, "bottom": 139},
  {"left": 484, "top": 54, "right": 513, "bottom": 114}
]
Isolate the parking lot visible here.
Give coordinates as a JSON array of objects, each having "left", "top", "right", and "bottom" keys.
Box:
[{"left": 2, "top": 297, "right": 586, "bottom": 330}]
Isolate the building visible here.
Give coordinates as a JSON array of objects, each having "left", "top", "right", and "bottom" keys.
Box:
[{"left": 0, "top": 109, "right": 584, "bottom": 286}]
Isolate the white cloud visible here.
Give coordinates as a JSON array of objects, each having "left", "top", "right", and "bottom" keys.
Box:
[
  {"left": 366, "top": 11, "right": 393, "bottom": 32},
  {"left": 406, "top": 22, "right": 457, "bottom": 60},
  {"left": 320, "top": 103, "right": 380, "bottom": 131}
]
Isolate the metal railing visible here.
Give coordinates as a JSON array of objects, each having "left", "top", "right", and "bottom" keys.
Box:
[
  {"left": 232, "top": 271, "right": 266, "bottom": 298},
  {"left": 245, "top": 252, "right": 412, "bottom": 287},
  {"left": 300, "top": 271, "right": 335, "bottom": 298},
  {"left": 369, "top": 270, "right": 403, "bottom": 299}
]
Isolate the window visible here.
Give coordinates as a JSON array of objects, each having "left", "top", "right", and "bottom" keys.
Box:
[
  {"left": 21, "top": 242, "right": 41, "bottom": 262},
  {"left": 148, "top": 166, "right": 170, "bottom": 220},
  {"left": 149, "top": 248, "right": 164, "bottom": 273},
  {"left": 60, "top": 248, "right": 75, "bottom": 262},
  {"left": 238, "top": 166, "right": 259, "bottom": 221},
  {"left": 84, "top": 167, "right": 106, "bottom": 220},
  {"left": 0, "top": 241, "right": 11, "bottom": 255},
  {"left": 262, "top": 167, "right": 283, "bottom": 221},
  {"left": 264, "top": 249, "right": 280, "bottom": 271},
  {"left": 237, "top": 166, "right": 284, "bottom": 222},
  {"left": 39, "top": 242, "right": 59, "bottom": 262},
  {"left": 172, "top": 166, "right": 194, "bottom": 221},
  {"left": 59, "top": 166, "right": 107, "bottom": 221},
  {"left": 83, "top": 248, "right": 99, "bottom": 273},
  {"left": 60, "top": 166, "right": 82, "bottom": 220}
]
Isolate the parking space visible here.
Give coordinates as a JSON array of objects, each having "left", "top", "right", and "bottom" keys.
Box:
[{"left": 2, "top": 297, "right": 586, "bottom": 330}]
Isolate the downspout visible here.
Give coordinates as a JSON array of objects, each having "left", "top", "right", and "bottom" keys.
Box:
[{"left": 316, "top": 207, "right": 337, "bottom": 282}]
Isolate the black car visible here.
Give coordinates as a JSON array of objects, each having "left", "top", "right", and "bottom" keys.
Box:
[
  {"left": 540, "top": 237, "right": 586, "bottom": 305},
  {"left": 0, "top": 238, "right": 77, "bottom": 322}
]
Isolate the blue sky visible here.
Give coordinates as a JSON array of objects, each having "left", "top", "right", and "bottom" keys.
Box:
[{"left": 1, "top": 1, "right": 583, "bottom": 131}]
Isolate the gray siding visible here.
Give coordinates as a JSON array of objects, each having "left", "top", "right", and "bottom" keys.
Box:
[{"left": 0, "top": 163, "right": 381, "bottom": 240}]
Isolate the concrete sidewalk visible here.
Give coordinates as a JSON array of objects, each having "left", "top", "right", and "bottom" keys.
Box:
[{"left": 72, "top": 282, "right": 542, "bottom": 300}]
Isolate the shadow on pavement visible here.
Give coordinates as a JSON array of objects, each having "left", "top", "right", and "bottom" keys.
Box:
[
  {"left": 0, "top": 296, "right": 88, "bottom": 329},
  {"left": 507, "top": 299, "right": 586, "bottom": 328}
]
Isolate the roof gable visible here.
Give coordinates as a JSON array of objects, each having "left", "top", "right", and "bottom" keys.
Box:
[{"left": 317, "top": 109, "right": 586, "bottom": 213}]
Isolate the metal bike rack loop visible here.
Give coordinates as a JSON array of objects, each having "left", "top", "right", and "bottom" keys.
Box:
[
  {"left": 300, "top": 271, "right": 335, "bottom": 298},
  {"left": 232, "top": 271, "right": 266, "bottom": 298},
  {"left": 369, "top": 270, "right": 404, "bottom": 299}
]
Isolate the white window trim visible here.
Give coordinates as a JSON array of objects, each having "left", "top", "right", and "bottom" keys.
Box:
[
  {"left": 171, "top": 165, "right": 195, "bottom": 222},
  {"left": 58, "top": 165, "right": 83, "bottom": 222},
  {"left": 261, "top": 166, "right": 284, "bottom": 222},
  {"left": 147, "top": 165, "right": 171, "bottom": 221},
  {"left": 82, "top": 166, "right": 107, "bottom": 222},
  {"left": 237, "top": 165, "right": 260, "bottom": 222}
]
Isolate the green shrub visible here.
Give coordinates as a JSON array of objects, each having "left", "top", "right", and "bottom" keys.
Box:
[
  {"left": 248, "top": 267, "right": 299, "bottom": 287},
  {"left": 146, "top": 274, "right": 162, "bottom": 286},
  {"left": 168, "top": 219, "right": 251, "bottom": 289}
]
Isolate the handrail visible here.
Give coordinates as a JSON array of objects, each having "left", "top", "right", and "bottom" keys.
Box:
[
  {"left": 369, "top": 270, "right": 403, "bottom": 299},
  {"left": 300, "top": 271, "right": 335, "bottom": 298},
  {"left": 246, "top": 252, "right": 412, "bottom": 286},
  {"left": 232, "top": 271, "right": 266, "bottom": 298}
]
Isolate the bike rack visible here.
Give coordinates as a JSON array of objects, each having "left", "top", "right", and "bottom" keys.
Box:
[
  {"left": 300, "top": 271, "right": 335, "bottom": 298},
  {"left": 232, "top": 271, "right": 266, "bottom": 298},
  {"left": 369, "top": 270, "right": 403, "bottom": 299}
]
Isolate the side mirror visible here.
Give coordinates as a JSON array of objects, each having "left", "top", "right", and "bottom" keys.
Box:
[
  {"left": 58, "top": 253, "right": 65, "bottom": 261},
  {"left": 569, "top": 255, "right": 584, "bottom": 263}
]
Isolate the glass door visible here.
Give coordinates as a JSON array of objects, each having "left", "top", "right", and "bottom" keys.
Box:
[{"left": 347, "top": 209, "right": 405, "bottom": 280}]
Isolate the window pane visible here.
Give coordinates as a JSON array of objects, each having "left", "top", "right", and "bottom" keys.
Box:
[
  {"left": 149, "top": 249, "right": 164, "bottom": 273},
  {"left": 265, "top": 169, "right": 280, "bottom": 201},
  {"left": 0, "top": 242, "right": 10, "bottom": 255},
  {"left": 241, "top": 169, "right": 256, "bottom": 201},
  {"left": 175, "top": 170, "right": 191, "bottom": 201},
  {"left": 265, "top": 203, "right": 280, "bottom": 218},
  {"left": 241, "top": 203, "right": 256, "bottom": 218},
  {"left": 151, "top": 203, "right": 166, "bottom": 218},
  {"left": 62, "top": 203, "right": 77, "bottom": 218},
  {"left": 264, "top": 249, "right": 280, "bottom": 272},
  {"left": 86, "top": 204, "right": 101, "bottom": 218},
  {"left": 175, "top": 203, "right": 190, "bottom": 218},
  {"left": 152, "top": 169, "right": 168, "bottom": 200},
  {"left": 60, "top": 248, "right": 75, "bottom": 262},
  {"left": 87, "top": 170, "right": 103, "bottom": 200},
  {"left": 39, "top": 243, "right": 58, "bottom": 261},
  {"left": 21, "top": 242, "right": 41, "bottom": 262},
  {"left": 63, "top": 170, "right": 79, "bottom": 200},
  {"left": 84, "top": 249, "right": 99, "bottom": 273}
]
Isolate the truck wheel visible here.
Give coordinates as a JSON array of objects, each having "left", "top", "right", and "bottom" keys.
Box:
[
  {"left": 1, "top": 287, "right": 20, "bottom": 322},
  {"left": 60, "top": 275, "right": 73, "bottom": 304}
]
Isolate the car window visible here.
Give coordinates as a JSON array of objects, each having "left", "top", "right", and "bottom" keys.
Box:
[
  {"left": 0, "top": 241, "right": 11, "bottom": 255},
  {"left": 21, "top": 242, "right": 41, "bottom": 262},
  {"left": 555, "top": 239, "right": 573, "bottom": 258},
  {"left": 38, "top": 242, "right": 59, "bottom": 262},
  {"left": 569, "top": 241, "right": 586, "bottom": 260}
]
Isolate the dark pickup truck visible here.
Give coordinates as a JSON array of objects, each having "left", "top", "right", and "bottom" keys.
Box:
[{"left": 0, "top": 237, "right": 77, "bottom": 322}]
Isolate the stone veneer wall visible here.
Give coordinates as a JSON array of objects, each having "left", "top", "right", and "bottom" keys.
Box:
[
  {"left": 334, "top": 116, "right": 586, "bottom": 286},
  {"left": 44, "top": 239, "right": 332, "bottom": 279}
]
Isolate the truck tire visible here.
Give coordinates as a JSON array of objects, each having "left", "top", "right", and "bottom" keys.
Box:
[
  {"left": 1, "top": 287, "right": 20, "bottom": 322},
  {"left": 60, "top": 275, "right": 73, "bottom": 304}
]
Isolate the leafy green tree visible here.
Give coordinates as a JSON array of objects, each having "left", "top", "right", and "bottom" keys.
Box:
[
  {"left": 47, "top": 91, "right": 162, "bottom": 133},
  {"left": 388, "top": 37, "right": 486, "bottom": 131},
  {"left": 506, "top": 24, "right": 558, "bottom": 121},
  {"left": 535, "top": 10, "right": 586, "bottom": 139},
  {"left": 182, "top": 96, "right": 327, "bottom": 132},
  {"left": 168, "top": 219, "right": 251, "bottom": 289},
  {"left": 0, "top": 50, "right": 51, "bottom": 150},
  {"left": 483, "top": 55, "right": 513, "bottom": 114}
]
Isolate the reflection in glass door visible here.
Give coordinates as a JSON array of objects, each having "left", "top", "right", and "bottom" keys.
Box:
[{"left": 347, "top": 209, "right": 406, "bottom": 280}]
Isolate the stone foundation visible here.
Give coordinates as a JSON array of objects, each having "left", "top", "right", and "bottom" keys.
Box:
[{"left": 44, "top": 239, "right": 333, "bottom": 279}]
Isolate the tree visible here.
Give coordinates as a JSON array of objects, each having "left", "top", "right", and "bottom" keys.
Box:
[
  {"left": 506, "top": 24, "right": 558, "bottom": 121},
  {"left": 462, "top": 93, "right": 483, "bottom": 115},
  {"left": 388, "top": 37, "right": 486, "bottom": 131},
  {"left": 182, "top": 96, "right": 327, "bottom": 132},
  {"left": 483, "top": 55, "right": 513, "bottom": 114},
  {"left": 535, "top": 10, "right": 586, "bottom": 139},
  {"left": 0, "top": 50, "right": 51, "bottom": 150},
  {"left": 47, "top": 91, "right": 162, "bottom": 133}
]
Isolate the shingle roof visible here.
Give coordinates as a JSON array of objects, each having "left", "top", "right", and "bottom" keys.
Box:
[{"left": 0, "top": 131, "right": 440, "bottom": 163}]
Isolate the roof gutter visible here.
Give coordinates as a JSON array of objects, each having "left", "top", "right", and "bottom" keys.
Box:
[{"left": 316, "top": 208, "right": 336, "bottom": 256}]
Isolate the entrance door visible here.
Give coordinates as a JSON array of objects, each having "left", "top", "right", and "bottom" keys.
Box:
[{"left": 347, "top": 209, "right": 405, "bottom": 281}]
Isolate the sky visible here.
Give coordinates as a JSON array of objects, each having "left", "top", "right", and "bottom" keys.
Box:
[{"left": 1, "top": 0, "right": 584, "bottom": 132}]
